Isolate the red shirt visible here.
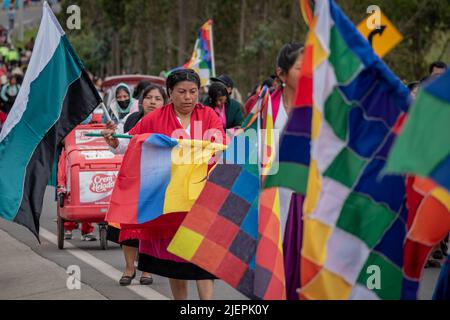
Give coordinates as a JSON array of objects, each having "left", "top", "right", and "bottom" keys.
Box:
[
  {"left": 129, "top": 103, "right": 226, "bottom": 143},
  {"left": 0, "top": 111, "right": 7, "bottom": 124}
]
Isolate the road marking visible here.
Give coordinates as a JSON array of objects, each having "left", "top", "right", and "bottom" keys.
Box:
[{"left": 40, "top": 228, "right": 170, "bottom": 300}]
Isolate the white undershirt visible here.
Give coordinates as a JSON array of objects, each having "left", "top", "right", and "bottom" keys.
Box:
[
  {"left": 177, "top": 116, "right": 191, "bottom": 136},
  {"left": 113, "top": 116, "right": 191, "bottom": 154},
  {"left": 272, "top": 93, "right": 292, "bottom": 238},
  {"left": 274, "top": 94, "right": 289, "bottom": 131}
]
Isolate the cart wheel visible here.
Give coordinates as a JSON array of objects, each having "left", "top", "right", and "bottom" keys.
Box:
[
  {"left": 99, "top": 225, "right": 108, "bottom": 250},
  {"left": 57, "top": 214, "right": 65, "bottom": 250}
]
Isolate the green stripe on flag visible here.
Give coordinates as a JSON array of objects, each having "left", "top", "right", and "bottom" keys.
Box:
[
  {"left": 386, "top": 89, "right": 450, "bottom": 177},
  {"left": 324, "top": 148, "right": 366, "bottom": 188},
  {"left": 357, "top": 252, "right": 403, "bottom": 300},
  {"left": 324, "top": 88, "right": 354, "bottom": 141},
  {"left": 329, "top": 26, "right": 362, "bottom": 84},
  {"left": 0, "top": 36, "right": 82, "bottom": 221},
  {"left": 264, "top": 162, "right": 309, "bottom": 194},
  {"left": 336, "top": 193, "right": 397, "bottom": 248}
]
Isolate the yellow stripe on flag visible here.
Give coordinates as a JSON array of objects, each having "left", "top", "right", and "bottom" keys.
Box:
[{"left": 164, "top": 141, "right": 225, "bottom": 214}]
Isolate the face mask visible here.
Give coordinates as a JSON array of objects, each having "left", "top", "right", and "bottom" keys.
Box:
[{"left": 118, "top": 99, "right": 130, "bottom": 110}]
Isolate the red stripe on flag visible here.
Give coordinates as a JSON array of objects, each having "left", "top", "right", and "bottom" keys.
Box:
[{"left": 106, "top": 134, "right": 150, "bottom": 225}]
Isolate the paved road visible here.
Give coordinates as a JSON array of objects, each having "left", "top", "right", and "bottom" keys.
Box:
[
  {"left": 0, "top": 186, "right": 442, "bottom": 300},
  {"left": 0, "top": 186, "right": 247, "bottom": 300},
  {"left": 0, "top": 1, "right": 60, "bottom": 32}
]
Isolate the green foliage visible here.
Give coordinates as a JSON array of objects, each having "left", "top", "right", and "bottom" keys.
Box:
[{"left": 57, "top": 0, "right": 449, "bottom": 95}]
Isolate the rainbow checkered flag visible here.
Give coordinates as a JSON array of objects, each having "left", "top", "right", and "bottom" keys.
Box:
[
  {"left": 386, "top": 70, "right": 450, "bottom": 299},
  {"left": 296, "top": 0, "right": 413, "bottom": 300},
  {"left": 183, "top": 20, "right": 215, "bottom": 87},
  {"left": 168, "top": 88, "right": 286, "bottom": 299}
]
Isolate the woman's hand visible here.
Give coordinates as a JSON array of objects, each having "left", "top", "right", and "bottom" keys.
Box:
[
  {"left": 102, "top": 121, "right": 119, "bottom": 149},
  {"left": 106, "top": 120, "right": 118, "bottom": 131}
]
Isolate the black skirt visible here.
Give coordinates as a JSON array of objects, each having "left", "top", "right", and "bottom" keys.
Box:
[
  {"left": 138, "top": 253, "right": 217, "bottom": 280},
  {"left": 106, "top": 225, "right": 139, "bottom": 248}
]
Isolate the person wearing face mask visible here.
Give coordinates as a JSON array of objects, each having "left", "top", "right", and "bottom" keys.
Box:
[{"left": 105, "top": 83, "right": 134, "bottom": 133}]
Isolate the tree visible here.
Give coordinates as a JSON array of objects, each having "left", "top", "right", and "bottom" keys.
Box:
[{"left": 57, "top": 0, "right": 449, "bottom": 95}]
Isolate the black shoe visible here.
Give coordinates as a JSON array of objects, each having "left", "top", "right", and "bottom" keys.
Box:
[
  {"left": 119, "top": 271, "right": 136, "bottom": 286},
  {"left": 440, "top": 242, "right": 448, "bottom": 256},
  {"left": 433, "top": 250, "right": 444, "bottom": 260},
  {"left": 140, "top": 276, "right": 154, "bottom": 285},
  {"left": 426, "top": 259, "right": 441, "bottom": 268}
]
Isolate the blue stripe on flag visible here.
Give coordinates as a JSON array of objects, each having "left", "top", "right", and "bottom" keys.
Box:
[{"left": 137, "top": 135, "right": 175, "bottom": 223}]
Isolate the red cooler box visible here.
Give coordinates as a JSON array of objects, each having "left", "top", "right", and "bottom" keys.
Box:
[{"left": 57, "top": 124, "right": 123, "bottom": 249}]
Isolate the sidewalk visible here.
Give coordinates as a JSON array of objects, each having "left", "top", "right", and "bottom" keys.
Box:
[{"left": 0, "top": 229, "right": 107, "bottom": 300}]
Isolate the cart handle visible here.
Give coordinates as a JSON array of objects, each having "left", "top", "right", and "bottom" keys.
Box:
[{"left": 85, "top": 133, "right": 132, "bottom": 139}]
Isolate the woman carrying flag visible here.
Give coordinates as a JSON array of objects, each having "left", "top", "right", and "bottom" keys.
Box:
[{"left": 102, "top": 69, "right": 225, "bottom": 300}]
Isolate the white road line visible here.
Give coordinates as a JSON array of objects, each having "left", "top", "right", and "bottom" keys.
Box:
[{"left": 40, "top": 228, "right": 170, "bottom": 300}]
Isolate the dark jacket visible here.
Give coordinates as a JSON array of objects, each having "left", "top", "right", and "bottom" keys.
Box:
[
  {"left": 202, "top": 97, "right": 244, "bottom": 129},
  {"left": 123, "top": 111, "right": 144, "bottom": 133}
]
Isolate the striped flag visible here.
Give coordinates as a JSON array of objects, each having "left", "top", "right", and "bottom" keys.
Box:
[
  {"left": 0, "top": 2, "right": 102, "bottom": 238},
  {"left": 297, "top": 0, "right": 412, "bottom": 300},
  {"left": 183, "top": 20, "right": 215, "bottom": 87},
  {"left": 106, "top": 134, "right": 226, "bottom": 226}
]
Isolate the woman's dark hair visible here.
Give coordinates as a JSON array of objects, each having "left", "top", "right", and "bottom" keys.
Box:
[
  {"left": 407, "top": 81, "right": 420, "bottom": 92},
  {"left": 133, "top": 80, "right": 152, "bottom": 99},
  {"left": 166, "top": 69, "right": 201, "bottom": 95},
  {"left": 429, "top": 61, "right": 447, "bottom": 74},
  {"left": 208, "top": 82, "right": 229, "bottom": 106},
  {"left": 115, "top": 85, "right": 130, "bottom": 99},
  {"left": 249, "top": 84, "right": 260, "bottom": 98},
  {"left": 262, "top": 77, "right": 274, "bottom": 88},
  {"left": 139, "top": 84, "right": 168, "bottom": 112},
  {"left": 277, "top": 42, "right": 304, "bottom": 73}
]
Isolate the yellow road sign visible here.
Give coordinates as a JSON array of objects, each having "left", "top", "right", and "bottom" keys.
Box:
[{"left": 357, "top": 11, "right": 403, "bottom": 58}]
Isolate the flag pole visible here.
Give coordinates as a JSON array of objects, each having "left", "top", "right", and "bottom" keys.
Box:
[
  {"left": 100, "top": 102, "right": 112, "bottom": 123},
  {"left": 209, "top": 20, "right": 216, "bottom": 78}
]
